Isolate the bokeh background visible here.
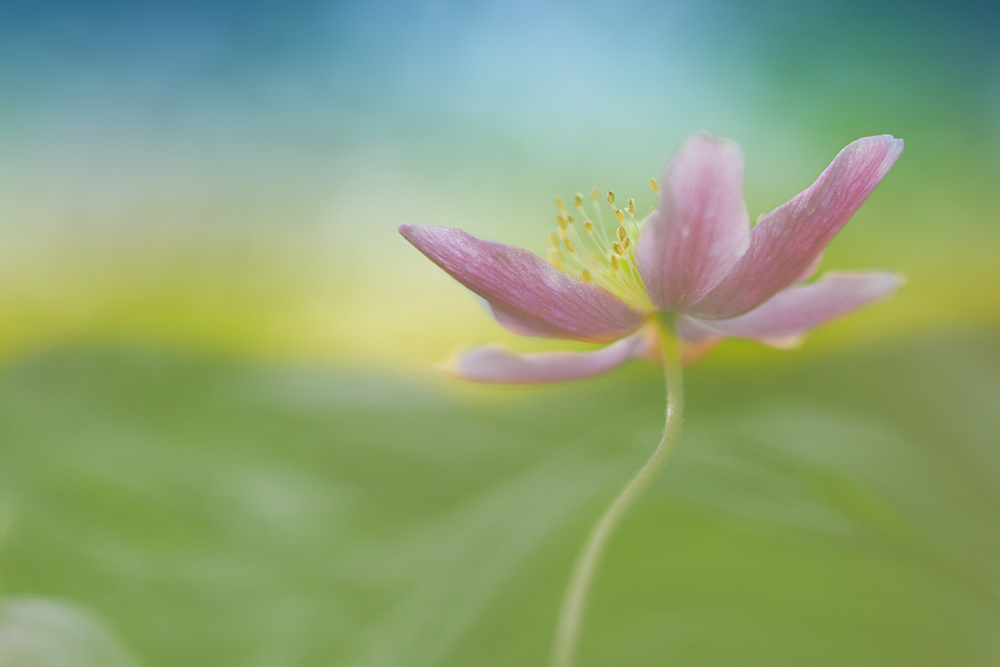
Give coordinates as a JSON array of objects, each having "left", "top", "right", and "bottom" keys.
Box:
[{"left": 1, "top": 0, "right": 998, "bottom": 665}]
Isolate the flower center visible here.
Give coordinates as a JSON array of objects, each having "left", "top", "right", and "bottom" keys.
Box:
[{"left": 547, "top": 184, "right": 657, "bottom": 310}]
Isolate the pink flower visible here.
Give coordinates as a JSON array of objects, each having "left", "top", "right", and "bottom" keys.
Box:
[{"left": 400, "top": 133, "right": 904, "bottom": 383}]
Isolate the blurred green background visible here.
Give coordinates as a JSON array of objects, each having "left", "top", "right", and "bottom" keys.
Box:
[{"left": 0, "top": 0, "right": 998, "bottom": 665}]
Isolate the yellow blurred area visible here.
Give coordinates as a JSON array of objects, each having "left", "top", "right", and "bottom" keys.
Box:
[
  {"left": 3, "top": 117, "right": 999, "bottom": 370},
  {"left": 2, "top": 218, "right": 999, "bottom": 371}
]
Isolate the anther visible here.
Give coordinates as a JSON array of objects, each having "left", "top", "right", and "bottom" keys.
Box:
[
  {"left": 581, "top": 268, "right": 591, "bottom": 282},
  {"left": 590, "top": 187, "right": 600, "bottom": 201},
  {"left": 584, "top": 221, "right": 594, "bottom": 232},
  {"left": 613, "top": 242, "right": 623, "bottom": 255},
  {"left": 610, "top": 255, "right": 619, "bottom": 271},
  {"left": 549, "top": 232, "right": 559, "bottom": 247},
  {"left": 617, "top": 226, "right": 627, "bottom": 242},
  {"left": 564, "top": 238, "right": 575, "bottom": 253},
  {"left": 557, "top": 215, "right": 567, "bottom": 230},
  {"left": 622, "top": 237, "right": 630, "bottom": 249},
  {"left": 627, "top": 198, "right": 635, "bottom": 214},
  {"left": 556, "top": 196, "right": 567, "bottom": 214},
  {"left": 606, "top": 190, "right": 615, "bottom": 205},
  {"left": 614, "top": 208, "right": 625, "bottom": 223},
  {"left": 566, "top": 215, "right": 575, "bottom": 224},
  {"left": 574, "top": 193, "right": 583, "bottom": 208},
  {"left": 559, "top": 228, "right": 569, "bottom": 240},
  {"left": 649, "top": 178, "right": 659, "bottom": 193}
]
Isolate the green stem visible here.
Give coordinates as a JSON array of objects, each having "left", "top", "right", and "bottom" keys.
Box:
[{"left": 550, "top": 313, "right": 685, "bottom": 667}]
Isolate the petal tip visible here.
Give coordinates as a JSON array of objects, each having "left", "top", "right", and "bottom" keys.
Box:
[
  {"left": 867, "top": 271, "right": 906, "bottom": 298},
  {"left": 683, "top": 131, "right": 744, "bottom": 161},
  {"left": 854, "top": 134, "right": 905, "bottom": 172},
  {"left": 432, "top": 344, "right": 488, "bottom": 380},
  {"left": 397, "top": 222, "right": 423, "bottom": 241},
  {"left": 761, "top": 334, "right": 805, "bottom": 349}
]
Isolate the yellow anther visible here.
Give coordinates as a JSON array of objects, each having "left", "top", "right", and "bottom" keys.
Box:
[
  {"left": 649, "top": 177, "right": 659, "bottom": 193},
  {"left": 606, "top": 190, "right": 615, "bottom": 205},
  {"left": 617, "top": 226, "right": 627, "bottom": 242},
  {"left": 622, "top": 237, "right": 630, "bottom": 249},
  {"left": 549, "top": 232, "right": 559, "bottom": 247},
  {"left": 581, "top": 268, "right": 591, "bottom": 281},
  {"left": 566, "top": 215, "right": 575, "bottom": 224},
  {"left": 610, "top": 255, "right": 619, "bottom": 271},
  {"left": 556, "top": 196, "right": 566, "bottom": 214},
  {"left": 584, "top": 221, "right": 594, "bottom": 232},
  {"left": 559, "top": 228, "right": 569, "bottom": 240},
  {"left": 614, "top": 208, "right": 625, "bottom": 223},
  {"left": 627, "top": 198, "right": 635, "bottom": 214},
  {"left": 574, "top": 193, "right": 583, "bottom": 208},
  {"left": 557, "top": 215, "right": 567, "bottom": 229},
  {"left": 590, "top": 187, "right": 600, "bottom": 201},
  {"left": 564, "top": 238, "right": 575, "bottom": 253},
  {"left": 613, "top": 242, "right": 623, "bottom": 255}
]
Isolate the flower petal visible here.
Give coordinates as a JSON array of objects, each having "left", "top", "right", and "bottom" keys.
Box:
[
  {"left": 438, "top": 330, "right": 653, "bottom": 384},
  {"left": 675, "top": 315, "right": 723, "bottom": 365},
  {"left": 689, "top": 272, "right": 903, "bottom": 346},
  {"left": 636, "top": 133, "right": 751, "bottom": 311},
  {"left": 689, "top": 135, "right": 904, "bottom": 319},
  {"left": 399, "top": 224, "right": 647, "bottom": 343}
]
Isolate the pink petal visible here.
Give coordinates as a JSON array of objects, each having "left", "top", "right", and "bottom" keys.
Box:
[
  {"left": 688, "top": 135, "right": 904, "bottom": 319},
  {"left": 689, "top": 272, "right": 903, "bottom": 346},
  {"left": 400, "top": 224, "right": 647, "bottom": 343},
  {"left": 636, "top": 133, "right": 751, "bottom": 311},
  {"left": 675, "top": 315, "right": 724, "bottom": 365},
  {"left": 438, "top": 330, "right": 653, "bottom": 384}
]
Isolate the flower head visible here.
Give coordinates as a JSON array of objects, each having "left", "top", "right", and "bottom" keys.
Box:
[{"left": 400, "top": 133, "right": 904, "bottom": 383}]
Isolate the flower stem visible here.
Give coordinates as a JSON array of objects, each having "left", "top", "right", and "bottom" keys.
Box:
[{"left": 550, "top": 312, "right": 685, "bottom": 667}]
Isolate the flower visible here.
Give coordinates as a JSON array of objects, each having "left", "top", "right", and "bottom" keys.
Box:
[{"left": 400, "top": 133, "right": 904, "bottom": 383}]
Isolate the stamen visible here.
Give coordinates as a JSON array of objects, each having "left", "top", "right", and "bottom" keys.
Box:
[
  {"left": 548, "top": 185, "right": 654, "bottom": 310},
  {"left": 649, "top": 177, "right": 659, "bottom": 193}
]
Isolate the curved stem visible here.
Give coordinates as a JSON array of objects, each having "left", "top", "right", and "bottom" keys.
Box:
[{"left": 550, "top": 313, "right": 685, "bottom": 667}]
